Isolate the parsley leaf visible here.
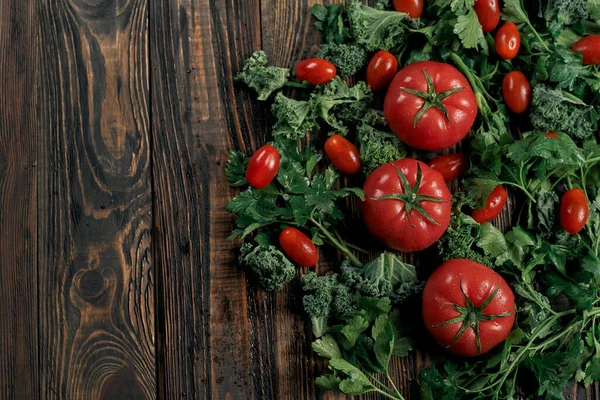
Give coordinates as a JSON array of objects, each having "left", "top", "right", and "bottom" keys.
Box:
[{"left": 454, "top": 8, "right": 484, "bottom": 49}]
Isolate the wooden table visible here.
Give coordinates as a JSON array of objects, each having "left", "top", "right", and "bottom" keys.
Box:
[{"left": 0, "top": 0, "right": 599, "bottom": 398}]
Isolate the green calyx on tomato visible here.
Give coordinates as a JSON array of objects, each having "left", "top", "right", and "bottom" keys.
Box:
[
  {"left": 435, "top": 275, "right": 515, "bottom": 355},
  {"left": 373, "top": 164, "right": 448, "bottom": 227},
  {"left": 401, "top": 69, "right": 466, "bottom": 128}
]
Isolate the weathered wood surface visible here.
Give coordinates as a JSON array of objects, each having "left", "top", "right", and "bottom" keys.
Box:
[{"left": 0, "top": 0, "right": 598, "bottom": 398}]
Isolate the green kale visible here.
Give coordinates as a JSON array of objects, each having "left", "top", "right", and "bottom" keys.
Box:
[
  {"left": 311, "top": 4, "right": 351, "bottom": 44},
  {"left": 239, "top": 242, "right": 295, "bottom": 292},
  {"left": 375, "top": 0, "right": 392, "bottom": 10},
  {"left": 302, "top": 272, "right": 358, "bottom": 338},
  {"left": 544, "top": 0, "right": 589, "bottom": 25},
  {"left": 357, "top": 122, "right": 406, "bottom": 175},
  {"left": 271, "top": 93, "right": 318, "bottom": 139},
  {"left": 235, "top": 51, "right": 290, "bottom": 100},
  {"left": 437, "top": 212, "right": 496, "bottom": 267},
  {"left": 316, "top": 42, "right": 368, "bottom": 77},
  {"left": 530, "top": 84, "right": 598, "bottom": 141},
  {"left": 347, "top": 0, "right": 410, "bottom": 51}
]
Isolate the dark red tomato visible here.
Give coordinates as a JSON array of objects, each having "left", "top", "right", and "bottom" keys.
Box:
[
  {"left": 502, "top": 71, "right": 531, "bottom": 114},
  {"left": 324, "top": 134, "right": 361, "bottom": 175},
  {"left": 560, "top": 189, "right": 589, "bottom": 234},
  {"left": 474, "top": 0, "right": 500, "bottom": 32},
  {"left": 384, "top": 61, "right": 477, "bottom": 151},
  {"left": 279, "top": 227, "right": 318, "bottom": 267},
  {"left": 295, "top": 58, "right": 336, "bottom": 85},
  {"left": 367, "top": 50, "right": 398, "bottom": 92},
  {"left": 393, "top": 0, "right": 424, "bottom": 18},
  {"left": 361, "top": 159, "right": 452, "bottom": 252},
  {"left": 545, "top": 132, "right": 561, "bottom": 140},
  {"left": 422, "top": 259, "right": 516, "bottom": 357},
  {"left": 573, "top": 36, "right": 600, "bottom": 65},
  {"left": 428, "top": 153, "right": 467, "bottom": 182},
  {"left": 246, "top": 144, "right": 280, "bottom": 189},
  {"left": 472, "top": 185, "right": 507, "bottom": 223},
  {"left": 495, "top": 22, "right": 521, "bottom": 60}
]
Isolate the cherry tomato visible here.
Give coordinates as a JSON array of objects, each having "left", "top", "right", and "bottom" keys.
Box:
[
  {"left": 472, "top": 186, "right": 507, "bottom": 223},
  {"left": 560, "top": 189, "right": 589, "bottom": 234},
  {"left": 324, "top": 135, "right": 361, "bottom": 175},
  {"left": 422, "top": 259, "right": 515, "bottom": 357},
  {"left": 367, "top": 50, "right": 398, "bottom": 92},
  {"left": 246, "top": 144, "right": 280, "bottom": 189},
  {"left": 573, "top": 36, "right": 600, "bottom": 65},
  {"left": 502, "top": 71, "right": 531, "bottom": 114},
  {"left": 279, "top": 227, "right": 318, "bottom": 267},
  {"left": 393, "top": 0, "right": 424, "bottom": 18},
  {"left": 295, "top": 58, "right": 336, "bottom": 85},
  {"left": 545, "top": 132, "right": 561, "bottom": 140},
  {"left": 495, "top": 22, "right": 521, "bottom": 60},
  {"left": 361, "top": 159, "right": 452, "bottom": 252},
  {"left": 428, "top": 153, "right": 467, "bottom": 182},
  {"left": 384, "top": 61, "right": 477, "bottom": 151},
  {"left": 474, "top": 0, "right": 500, "bottom": 33}
]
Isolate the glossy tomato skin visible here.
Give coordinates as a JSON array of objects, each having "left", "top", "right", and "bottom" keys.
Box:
[
  {"left": 393, "top": 0, "right": 424, "bottom": 18},
  {"left": 360, "top": 159, "right": 452, "bottom": 252},
  {"left": 279, "top": 228, "right": 318, "bottom": 267},
  {"left": 422, "top": 259, "right": 516, "bottom": 356},
  {"left": 573, "top": 36, "right": 600, "bottom": 65},
  {"left": 384, "top": 61, "right": 477, "bottom": 151},
  {"left": 495, "top": 22, "right": 521, "bottom": 60},
  {"left": 295, "top": 58, "right": 336, "bottom": 85},
  {"left": 472, "top": 185, "right": 507, "bottom": 223},
  {"left": 560, "top": 189, "right": 589, "bottom": 234},
  {"left": 246, "top": 144, "right": 281, "bottom": 189},
  {"left": 474, "top": 0, "right": 500, "bottom": 32},
  {"left": 502, "top": 71, "right": 531, "bottom": 114},
  {"left": 545, "top": 132, "right": 560, "bottom": 140},
  {"left": 324, "top": 135, "right": 361, "bottom": 175},
  {"left": 428, "top": 153, "right": 467, "bottom": 182},
  {"left": 367, "top": 51, "right": 398, "bottom": 92}
]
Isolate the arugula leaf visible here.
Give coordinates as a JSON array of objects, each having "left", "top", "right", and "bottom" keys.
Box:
[
  {"left": 454, "top": 8, "right": 484, "bottom": 49},
  {"left": 225, "top": 151, "right": 248, "bottom": 186}
]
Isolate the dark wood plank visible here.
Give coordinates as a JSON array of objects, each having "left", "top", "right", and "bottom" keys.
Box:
[
  {"left": 37, "top": 0, "right": 155, "bottom": 398},
  {"left": 0, "top": 1, "right": 39, "bottom": 398},
  {"left": 150, "top": 0, "right": 266, "bottom": 398}
]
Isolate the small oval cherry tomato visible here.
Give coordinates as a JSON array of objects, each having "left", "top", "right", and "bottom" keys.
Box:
[
  {"left": 573, "top": 36, "right": 600, "bottom": 65},
  {"left": 393, "top": 0, "right": 424, "bottom": 18},
  {"left": 428, "top": 153, "right": 467, "bottom": 182},
  {"left": 279, "top": 227, "right": 318, "bottom": 267},
  {"left": 472, "top": 186, "right": 507, "bottom": 223},
  {"left": 295, "top": 58, "right": 336, "bottom": 85},
  {"left": 474, "top": 0, "right": 500, "bottom": 32},
  {"left": 502, "top": 71, "right": 531, "bottom": 114},
  {"left": 560, "top": 189, "right": 589, "bottom": 234},
  {"left": 545, "top": 132, "right": 561, "bottom": 140},
  {"left": 324, "top": 134, "right": 361, "bottom": 175},
  {"left": 367, "top": 50, "right": 398, "bottom": 92},
  {"left": 246, "top": 144, "right": 280, "bottom": 189},
  {"left": 495, "top": 22, "right": 521, "bottom": 60}
]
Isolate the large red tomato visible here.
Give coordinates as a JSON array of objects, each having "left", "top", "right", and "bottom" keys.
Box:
[
  {"left": 422, "top": 259, "right": 516, "bottom": 357},
  {"left": 360, "top": 159, "right": 451, "bottom": 252},
  {"left": 384, "top": 61, "right": 477, "bottom": 151}
]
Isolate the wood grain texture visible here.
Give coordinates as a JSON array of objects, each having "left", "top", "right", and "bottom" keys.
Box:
[
  {"left": 0, "top": 1, "right": 39, "bottom": 399},
  {"left": 37, "top": 0, "right": 155, "bottom": 398}
]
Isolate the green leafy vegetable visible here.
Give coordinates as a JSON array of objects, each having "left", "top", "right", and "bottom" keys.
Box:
[
  {"left": 316, "top": 42, "right": 368, "bottom": 76},
  {"left": 238, "top": 242, "right": 295, "bottom": 291},
  {"left": 235, "top": 51, "right": 290, "bottom": 100},
  {"left": 347, "top": 0, "right": 410, "bottom": 51},
  {"left": 357, "top": 121, "right": 407, "bottom": 175},
  {"left": 311, "top": 4, "right": 351, "bottom": 44}
]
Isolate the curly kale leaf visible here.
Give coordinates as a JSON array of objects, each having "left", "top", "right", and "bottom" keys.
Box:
[
  {"left": 239, "top": 243, "right": 295, "bottom": 292},
  {"left": 316, "top": 42, "right": 368, "bottom": 77},
  {"left": 235, "top": 51, "right": 290, "bottom": 100},
  {"left": 271, "top": 93, "right": 319, "bottom": 139},
  {"left": 357, "top": 122, "right": 406, "bottom": 175},
  {"left": 347, "top": 0, "right": 410, "bottom": 51}
]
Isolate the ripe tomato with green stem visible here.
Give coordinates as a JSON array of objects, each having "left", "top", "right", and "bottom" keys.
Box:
[
  {"left": 472, "top": 185, "right": 507, "bottom": 223},
  {"left": 393, "top": 0, "right": 423, "bottom": 18},
  {"left": 246, "top": 144, "right": 280, "bottom": 189},
  {"left": 422, "top": 259, "right": 516, "bottom": 357},
  {"left": 324, "top": 134, "right": 361, "bottom": 175},
  {"left": 560, "top": 188, "right": 589, "bottom": 234},
  {"left": 279, "top": 227, "right": 318, "bottom": 267},
  {"left": 495, "top": 22, "right": 521, "bottom": 60},
  {"left": 295, "top": 58, "right": 336, "bottom": 85},
  {"left": 360, "top": 158, "right": 452, "bottom": 253},
  {"left": 384, "top": 61, "right": 477, "bottom": 151},
  {"left": 367, "top": 50, "right": 398, "bottom": 92}
]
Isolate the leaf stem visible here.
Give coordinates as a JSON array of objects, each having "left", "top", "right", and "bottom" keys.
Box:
[
  {"left": 385, "top": 371, "right": 403, "bottom": 399},
  {"left": 310, "top": 217, "right": 363, "bottom": 266},
  {"left": 284, "top": 81, "right": 311, "bottom": 89},
  {"left": 333, "top": 228, "right": 370, "bottom": 254},
  {"left": 366, "top": 372, "right": 405, "bottom": 400}
]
